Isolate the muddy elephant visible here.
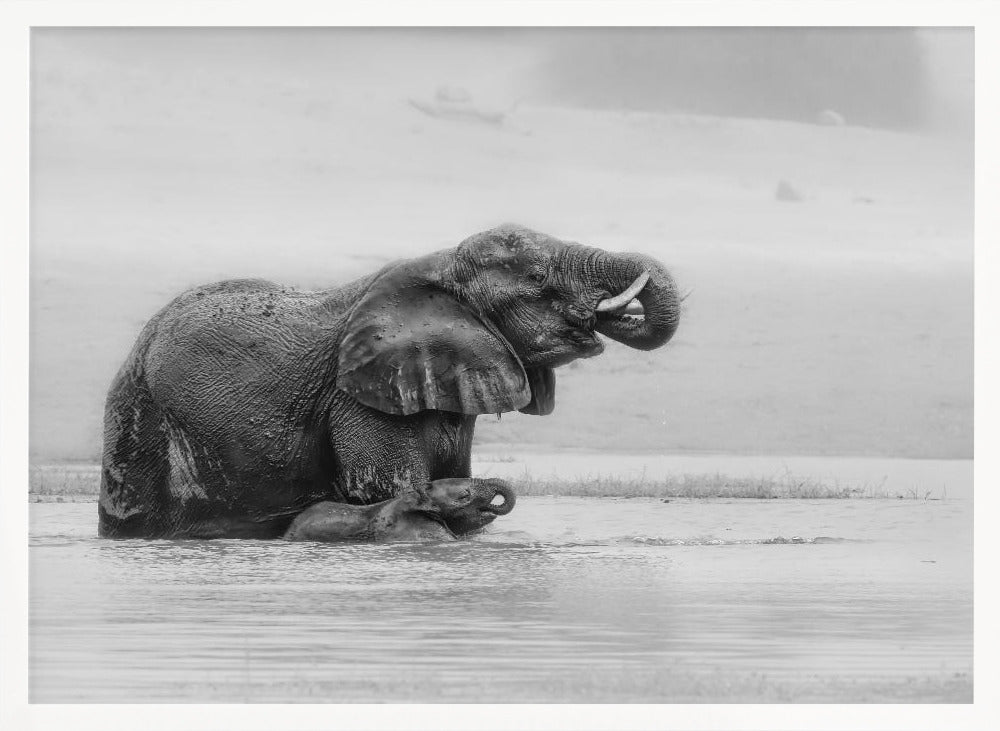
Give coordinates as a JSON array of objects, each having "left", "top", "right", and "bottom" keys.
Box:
[
  {"left": 99, "top": 224, "right": 680, "bottom": 538},
  {"left": 284, "top": 477, "right": 516, "bottom": 542}
]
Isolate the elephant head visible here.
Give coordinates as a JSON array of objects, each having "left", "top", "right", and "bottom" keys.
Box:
[
  {"left": 337, "top": 225, "right": 680, "bottom": 416},
  {"left": 410, "top": 477, "right": 517, "bottom": 536}
]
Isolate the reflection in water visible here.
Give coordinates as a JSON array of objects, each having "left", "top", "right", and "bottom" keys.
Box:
[{"left": 30, "top": 494, "right": 972, "bottom": 702}]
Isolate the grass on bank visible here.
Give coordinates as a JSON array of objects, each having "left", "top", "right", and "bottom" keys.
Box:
[
  {"left": 28, "top": 463, "right": 930, "bottom": 502},
  {"left": 511, "top": 470, "right": 905, "bottom": 499},
  {"left": 29, "top": 464, "right": 102, "bottom": 502}
]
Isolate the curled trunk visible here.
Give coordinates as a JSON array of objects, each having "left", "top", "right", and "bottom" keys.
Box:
[
  {"left": 593, "top": 252, "right": 680, "bottom": 350},
  {"left": 487, "top": 480, "right": 517, "bottom": 515}
]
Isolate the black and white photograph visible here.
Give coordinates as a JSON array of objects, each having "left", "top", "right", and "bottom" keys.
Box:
[{"left": 1, "top": 3, "right": 996, "bottom": 729}]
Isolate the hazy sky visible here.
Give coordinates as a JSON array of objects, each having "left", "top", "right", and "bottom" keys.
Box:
[{"left": 32, "top": 27, "right": 972, "bottom": 134}]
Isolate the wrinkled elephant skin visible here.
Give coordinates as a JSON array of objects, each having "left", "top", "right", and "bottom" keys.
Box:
[{"left": 99, "top": 225, "right": 680, "bottom": 538}]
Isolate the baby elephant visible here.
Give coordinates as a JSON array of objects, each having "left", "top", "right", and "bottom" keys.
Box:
[{"left": 284, "top": 477, "right": 516, "bottom": 542}]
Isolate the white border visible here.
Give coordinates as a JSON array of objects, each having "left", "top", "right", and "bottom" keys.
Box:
[{"left": 2, "top": 2, "right": 997, "bottom": 730}]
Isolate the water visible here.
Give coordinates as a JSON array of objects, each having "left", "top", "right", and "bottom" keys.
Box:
[{"left": 30, "top": 459, "right": 972, "bottom": 703}]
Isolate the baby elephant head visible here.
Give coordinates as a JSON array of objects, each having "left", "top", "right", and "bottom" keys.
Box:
[{"left": 413, "top": 477, "right": 516, "bottom": 536}]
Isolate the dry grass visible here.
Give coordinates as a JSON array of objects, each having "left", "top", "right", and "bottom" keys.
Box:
[
  {"left": 512, "top": 470, "right": 894, "bottom": 499},
  {"left": 29, "top": 464, "right": 101, "bottom": 502}
]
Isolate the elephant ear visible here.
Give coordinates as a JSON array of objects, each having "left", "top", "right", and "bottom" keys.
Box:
[
  {"left": 405, "top": 483, "right": 439, "bottom": 514},
  {"left": 337, "top": 273, "right": 532, "bottom": 416},
  {"left": 518, "top": 367, "right": 556, "bottom": 416}
]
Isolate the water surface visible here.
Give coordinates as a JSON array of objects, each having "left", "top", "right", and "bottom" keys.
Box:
[{"left": 30, "top": 462, "right": 972, "bottom": 702}]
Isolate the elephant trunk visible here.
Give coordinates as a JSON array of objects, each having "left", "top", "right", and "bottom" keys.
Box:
[
  {"left": 483, "top": 479, "right": 516, "bottom": 516},
  {"left": 592, "top": 252, "right": 680, "bottom": 350}
]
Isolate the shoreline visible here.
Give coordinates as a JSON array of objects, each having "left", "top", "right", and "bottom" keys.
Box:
[
  {"left": 28, "top": 452, "right": 972, "bottom": 502},
  {"left": 29, "top": 443, "right": 976, "bottom": 467}
]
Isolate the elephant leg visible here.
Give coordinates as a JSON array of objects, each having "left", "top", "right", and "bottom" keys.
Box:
[
  {"left": 327, "top": 406, "right": 423, "bottom": 503},
  {"left": 333, "top": 459, "right": 430, "bottom": 505},
  {"left": 424, "top": 411, "right": 476, "bottom": 480},
  {"left": 99, "top": 374, "right": 171, "bottom": 537},
  {"left": 327, "top": 396, "right": 477, "bottom": 504}
]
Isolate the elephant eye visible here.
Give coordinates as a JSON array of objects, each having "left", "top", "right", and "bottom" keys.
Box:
[{"left": 527, "top": 269, "right": 546, "bottom": 285}]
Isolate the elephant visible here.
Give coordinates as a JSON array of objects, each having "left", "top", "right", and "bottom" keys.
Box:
[
  {"left": 98, "top": 224, "right": 681, "bottom": 538},
  {"left": 283, "top": 477, "right": 516, "bottom": 542}
]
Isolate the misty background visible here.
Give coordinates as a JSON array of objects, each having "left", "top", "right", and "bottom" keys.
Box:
[{"left": 30, "top": 27, "right": 973, "bottom": 463}]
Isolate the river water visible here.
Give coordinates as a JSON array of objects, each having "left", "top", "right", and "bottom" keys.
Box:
[{"left": 30, "top": 457, "right": 972, "bottom": 703}]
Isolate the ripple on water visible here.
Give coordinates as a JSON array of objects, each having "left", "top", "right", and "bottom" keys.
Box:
[{"left": 29, "top": 496, "right": 972, "bottom": 702}]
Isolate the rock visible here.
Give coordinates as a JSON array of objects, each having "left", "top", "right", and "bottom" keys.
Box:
[
  {"left": 435, "top": 85, "right": 472, "bottom": 104},
  {"left": 775, "top": 180, "right": 803, "bottom": 202},
  {"left": 408, "top": 93, "right": 505, "bottom": 126}
]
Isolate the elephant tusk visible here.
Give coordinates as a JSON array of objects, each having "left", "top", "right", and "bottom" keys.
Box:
[
  {"left": 619, "top": 287, "right": 687, "bottom": 315},
  {"left": 596, "top": 271, "right": 650, "bottom": 312},
  {"left": 620, "top": 299, "right": 644, "bottom": 316}
]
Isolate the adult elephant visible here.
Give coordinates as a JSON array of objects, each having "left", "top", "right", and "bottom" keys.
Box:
[{"left": 99, "top": 225, "right": 681, "bottom": 538}]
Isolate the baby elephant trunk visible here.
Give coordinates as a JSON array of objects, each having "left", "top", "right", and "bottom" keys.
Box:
[{"left": 482, "top": 479, "right": 516, "bottom": 516}]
